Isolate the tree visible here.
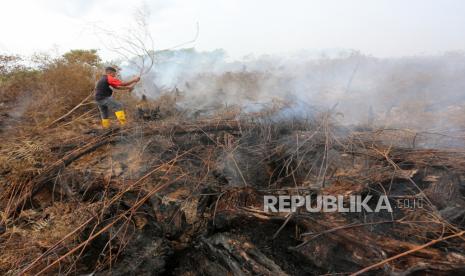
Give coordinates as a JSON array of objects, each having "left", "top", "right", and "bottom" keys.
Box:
[{"left": 62, "top": 49, "right": 101, "bottom": 67}]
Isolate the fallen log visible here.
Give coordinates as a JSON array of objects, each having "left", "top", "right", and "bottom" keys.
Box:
[
  {"left": 8, "top": 129, "right": 115, "bottom": 217},
  {"left": 200, "top": 233, "right": 288, "bottom": 276}
]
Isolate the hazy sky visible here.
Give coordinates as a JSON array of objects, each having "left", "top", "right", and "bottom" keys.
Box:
[{"left": 1, "top": 0, "right": 465, "bottom": 59}]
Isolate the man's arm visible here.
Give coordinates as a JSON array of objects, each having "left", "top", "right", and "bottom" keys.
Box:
[
  {"left": 112, "top": 84, "right": 135, "bottom": 91},
  {"left": 108, "top": 75, "right": 140, "bottom": 91},
  {"left": 108, "top": 75, "right": 140, "bottom": 88},
  {"left": 120, "top": 76, "right": 140, "bottom": 86}
]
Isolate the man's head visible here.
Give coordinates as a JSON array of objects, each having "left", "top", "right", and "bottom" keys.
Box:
[{"left": 105, "top": 66, "right": 117, "bottom": 77}]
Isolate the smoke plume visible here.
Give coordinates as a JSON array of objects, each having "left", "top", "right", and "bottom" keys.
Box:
[{"left": 122, "top": 49, "right": 465, "bottom": 131}]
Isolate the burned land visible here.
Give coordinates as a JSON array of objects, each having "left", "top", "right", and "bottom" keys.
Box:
[{"left": 1, "top": 50, "right": 465, "bottom": 275}]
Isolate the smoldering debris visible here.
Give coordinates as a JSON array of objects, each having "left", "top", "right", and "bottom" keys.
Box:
[
  {"left": 1, "top": 108, "right": 465, "bottom": 275},
  {"left": 1, "top": 48, "right": 465, "bottom": 275}
]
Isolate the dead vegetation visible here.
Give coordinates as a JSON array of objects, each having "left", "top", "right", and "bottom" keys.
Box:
[
  {"left": 1, "top": 51, "right": 465, "bottom": 276},
  {"left": 1, "top": 107, "right": 465, "bottom": 275}
]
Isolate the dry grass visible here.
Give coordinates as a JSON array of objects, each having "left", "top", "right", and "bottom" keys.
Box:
[{"left": 1, "top": 51, "right": 465, "bottom": 275}]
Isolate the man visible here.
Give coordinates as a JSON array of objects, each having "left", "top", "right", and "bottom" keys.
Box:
[{"left": 95, "top": 66, "right": 140, "bottom": 128}]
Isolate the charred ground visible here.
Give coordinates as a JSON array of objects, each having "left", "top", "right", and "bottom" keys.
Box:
[{"left": 1, "top": 51, "right": 465, "bottom": 275}]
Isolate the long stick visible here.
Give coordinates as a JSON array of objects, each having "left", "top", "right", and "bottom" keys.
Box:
[
  {"left": 351, "top": 230, "right": 465, "bottom": 276},
  {"left": 46, "top": 92, "right": 94, "bottom": 128}
]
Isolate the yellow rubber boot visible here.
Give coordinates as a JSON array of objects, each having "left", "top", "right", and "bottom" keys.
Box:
[
  {"left": 101, "top": 119, "right": 111, "bottom": 129},
  {"left": 115, "top": 110, "right": 127, "bottom": 126}
]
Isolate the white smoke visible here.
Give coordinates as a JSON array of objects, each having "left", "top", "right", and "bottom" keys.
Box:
[{"left": 121, "top": 48, "right": 465, "bottom": 130}]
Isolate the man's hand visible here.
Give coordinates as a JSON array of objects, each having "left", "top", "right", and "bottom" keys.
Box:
[{"left": 132, "top": 76, "right": 141, "bottom": 83}]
